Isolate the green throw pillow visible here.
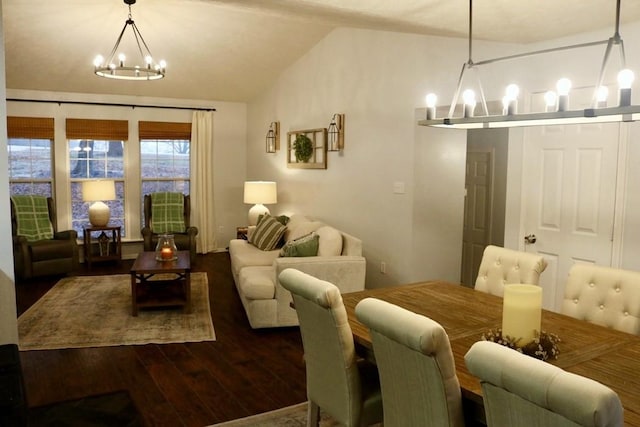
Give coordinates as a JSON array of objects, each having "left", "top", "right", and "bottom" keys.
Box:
[
  {"left": 151, "top": 192, "right": 186, "bottom": 233},
  {"left": 279, "top": 232, "right": 319, "bottom": 257},
  {"left": 251, "top": 214, "right": 287, "bottom": 251},
  {"left": 11, "top": 195, "right": 54, "bottom": 242}
]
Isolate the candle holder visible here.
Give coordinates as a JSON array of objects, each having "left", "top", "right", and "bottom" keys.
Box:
[{"left": 155, "top": 234, "right": 177, "bottom": 262}]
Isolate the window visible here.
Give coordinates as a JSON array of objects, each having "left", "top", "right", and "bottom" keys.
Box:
[
  {"left": 7, "top": 117, "right": 54, "bottom": 197},
  {"left": 139, "top": 120, "right": 191, "bottom": 198},
  {"left": 66, "top": 119, "right": 127, "bottom": 237}
]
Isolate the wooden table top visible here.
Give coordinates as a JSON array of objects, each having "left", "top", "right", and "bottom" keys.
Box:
[
  {"left": 130, "top": 250, "right": 191, "bottom": 274},
  {"left": 341, "top": 281, "right": 640, "bottom": 426}
]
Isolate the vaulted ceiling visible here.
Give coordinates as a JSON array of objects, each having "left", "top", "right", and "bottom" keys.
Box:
[{"left": 4, "top": 0, "right": 640, "bottom": 102}]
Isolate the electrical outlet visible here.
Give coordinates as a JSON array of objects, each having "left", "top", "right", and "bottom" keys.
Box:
[{"left": 380, "top": 261, "right": 386, "bottom": 274}]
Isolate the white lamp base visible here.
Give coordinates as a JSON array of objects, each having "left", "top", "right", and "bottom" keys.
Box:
[
  {"left": 248, "top": 204, "right": 270, "bottom": 226},
  {"left": 89, "top": 201, "right": 111, "bottom": 227}
]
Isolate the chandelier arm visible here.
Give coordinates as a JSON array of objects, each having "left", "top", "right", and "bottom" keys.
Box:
[
  {"left": 474, "top": 39, "right": 608, "bottom": 67},
  {"left": 130, "top": 21, "right": 155, "bottom": 61},
  {"left": 448, "top": 63, "right": 470, "bottom": 118},
  {"left": 468, "top": 0, "right": 473, "bottom": 63},
  {"left": 472, "top": 66, "right": 489, "bottom": 116},
  {"left": 104, "top": 21, "right": 130, "bottom": 65}
]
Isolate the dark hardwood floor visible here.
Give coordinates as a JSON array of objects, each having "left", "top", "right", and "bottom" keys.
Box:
[{"left": 15, "top": 252, "right": 308, "bottom": 426}]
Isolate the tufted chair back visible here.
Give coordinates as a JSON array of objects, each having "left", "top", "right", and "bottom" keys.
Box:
[
  {"left": 279, "top": 268, "right": 383, "bottom": 427},
  {"left": 465, "top": 340, "right": 623, "bottom": 427},
  {"left": 474, "top": 245, "right": 548, "bottom": 297},
  {"left": 562, "top": 263, "right": 640, "bottom": 335}
]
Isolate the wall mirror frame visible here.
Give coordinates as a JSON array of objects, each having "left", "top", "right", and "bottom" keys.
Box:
[{"left": 286, "top": 128, "right": 327, "bottom": 169}]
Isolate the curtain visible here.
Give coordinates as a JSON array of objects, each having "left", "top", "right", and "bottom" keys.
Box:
[{"left": 191, "top": 111, "right": 217, "bottom": 253}]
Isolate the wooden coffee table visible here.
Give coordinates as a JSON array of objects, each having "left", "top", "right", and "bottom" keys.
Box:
[{"left": 129, "top": 250, "right": 191, "bottom": 316}]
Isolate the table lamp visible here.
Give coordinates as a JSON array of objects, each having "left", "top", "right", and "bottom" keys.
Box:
[
  {"left": 82, "top": 180, "right": 116, "bottom": 227},
  {"left": 244, "top": 181, "right": 277, "bottom": 226}
]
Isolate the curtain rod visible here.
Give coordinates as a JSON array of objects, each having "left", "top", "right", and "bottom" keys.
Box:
[{"left": 6, "top": 98, "right": 216, "bottom": 112}]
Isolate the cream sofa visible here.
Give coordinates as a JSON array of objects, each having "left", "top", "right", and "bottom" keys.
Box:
[{"left": 228, "top": 214, "right": 366, "bottom": 328}]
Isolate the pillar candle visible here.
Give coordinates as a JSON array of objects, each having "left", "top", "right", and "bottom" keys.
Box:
[
  {"left": 502, "top": 284, "right": 542, "bottom": 346},
  {"left": 161, "top": 246, "right": 174, "bottom": 260}
]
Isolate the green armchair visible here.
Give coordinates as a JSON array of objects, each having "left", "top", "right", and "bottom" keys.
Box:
[
  {"left": 141, "top": 193, "right": 198, "bottom": 262},
  {"left": 11, "top": 196, "right": 79, "bottom": 280}
]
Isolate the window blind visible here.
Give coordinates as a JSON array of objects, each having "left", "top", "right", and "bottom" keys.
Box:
[
  {"left": 139, "top": 121, "right": 191, "bottom": 140},
  {"left": 7, "top": 117, "right": 54, "bottom": 139},
  {"left": 66, "top": 118, "right": 128, "bottom": 140}
]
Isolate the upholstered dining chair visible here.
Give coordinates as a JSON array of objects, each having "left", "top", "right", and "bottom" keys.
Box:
[
  {"left": 355, "top": 297, "right": 464, "bottom": 427},
  {"left": 475, "top": 245, "right": 548, "bottom": 297},
  {"left": 141, "top": 192, "right": 198, "bottom": 262},
  {"left": 465, "top": 340, "right": 623, "bottom": 427},
  {"left": 562, "top": 263, "right": 640, "bottom": 335},
  {"left": 11, "top": 195, "right": 79, "bottom": 280},
  {"left": 279, "top": 268, "right": 383, "bottom": 427}
]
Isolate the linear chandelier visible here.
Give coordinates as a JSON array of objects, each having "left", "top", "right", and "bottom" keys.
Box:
[
  {"left": 419, "top": 0, "right": 640, "bottom": 129},
  {"left": 93, "top": 0, "right": 166, "bottom": 81}
]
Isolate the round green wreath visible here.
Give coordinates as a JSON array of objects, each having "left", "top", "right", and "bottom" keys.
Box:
[{"left": 293, "top": 134, "right": 313, "bottom": 162}]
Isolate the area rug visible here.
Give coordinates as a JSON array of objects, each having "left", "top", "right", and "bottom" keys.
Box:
[
  {"left": 18, "top": 273, "right": 215, "bottom": 350},
  {"left": 210, "top": 402, "right": 342, "bottom": 427},
  {"left": 28, "top": 390, "right": 144, "bottom": 427}
]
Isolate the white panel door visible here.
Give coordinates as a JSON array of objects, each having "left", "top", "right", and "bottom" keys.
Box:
[{"left": 522, "top": 122, "right": 619, "bottom": 311}]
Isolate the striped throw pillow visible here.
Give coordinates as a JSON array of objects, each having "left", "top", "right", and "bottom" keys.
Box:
[{"left": 251, "top": 215, "right": 287, "bottom": 251}]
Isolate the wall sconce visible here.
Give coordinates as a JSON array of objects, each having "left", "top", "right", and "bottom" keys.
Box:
[
  {"left": 327, "top": 113, "right": 345, "bottom": 152},
  {"left": 265, "top": 121, "right": 279, "bottom": 153}
]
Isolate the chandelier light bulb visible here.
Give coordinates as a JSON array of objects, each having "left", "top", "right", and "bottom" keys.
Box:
[
  {"left": 556, "top": 78, "right": 571, "bottom": 111},
  {"left": 544, "top": 91, "right": 557, "bottom": 106},
  {"left": 426, "top": 93, "right": 437, "bottom": 108},
  {"left": 159, "top": 60, "right": 167, "bottom": 71},
  {"left": 556, "top": 78, "right": 572, "bottom": 96},
  {"left": 596, "top": 86, "right": 609, "bottom": 104},
  {"left": 425, "top": 93, "right": 437, "bottom": 120},
  {"left": 617, "top": 69, "right": 634, "bottom": 106},
  {"left": 504, "top": 84, "right": 519, "bottom": 115},
  {"left": 93, "top": 55, "right": 104, "bottom": 68},
  {"left": 462, "top": 89, "right": 476, "bottom": 118},
  {"left": 505, "top": 84, "right": 520, "bottom": 100},
  {"left": 617, "top": 69, "right": 635, "bottom": 89},
  {"left": 544, "top": 91, "right": 557, "bottom": 112},
  {"left": 118, "top": 53, "right": 126, "bottom": 66},
  {"left": 462, "top": 89, "right": 476, "bottom": 105}
]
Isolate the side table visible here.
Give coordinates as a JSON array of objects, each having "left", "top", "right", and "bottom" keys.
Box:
[
  {"left": 236, "top": 226, "right": 248, "bottom": 240},
  {"left": 84, "top": 225, "right": 122, "bottom": 269}
]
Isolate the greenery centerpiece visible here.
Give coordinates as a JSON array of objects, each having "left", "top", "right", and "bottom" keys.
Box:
[
  {"left": 293, "top": 134, "right": 313, "bottom": 162},
  {"left": 481, "top": 328, "right": 561, "bottom": 361}
]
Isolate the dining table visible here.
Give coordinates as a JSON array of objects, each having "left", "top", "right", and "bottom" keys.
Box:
[{"left": 341, "top": 281, "right": 640, "bottom": 427}]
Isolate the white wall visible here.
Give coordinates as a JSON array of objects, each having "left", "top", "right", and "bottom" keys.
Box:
[
  {"left": 6, "top": 90, "right": 247, "bottom": 253},
  {"left": 0, "top": 4, "right": 19, "bottom": 345},
  {"left": 247, "top": 28, "right": 518, "bottom": 288},
  {"left": 248, "top": 20, "right": 640, "bottom": 289}
]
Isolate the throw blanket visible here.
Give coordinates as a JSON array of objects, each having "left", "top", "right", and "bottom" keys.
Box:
[
  {"left": 11, "top": 195, "right": 54, "bottom": 241},
  {"left": 151, "top": 192, "right": 186, "bottom": 233}
]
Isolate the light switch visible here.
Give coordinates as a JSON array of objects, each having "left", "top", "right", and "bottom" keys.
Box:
[{"left": 393, "top": 181, "right": 406, "bottom": 194}]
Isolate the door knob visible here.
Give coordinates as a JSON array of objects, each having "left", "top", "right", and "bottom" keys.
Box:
[{"left": 524, "top": 234, "right": 537, "bottom": 244}]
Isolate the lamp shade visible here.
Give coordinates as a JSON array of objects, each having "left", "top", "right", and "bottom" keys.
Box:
[
  {"left": 244, "top": 181, "right": 277, "bottom": 225},
  {"left": 82, "top": 180, "right": 116, "bottom": 227},
  {"left": 82, "top": 180, "right": 116, "bottom": 202},
  {"left": 244, "top": 181, "right": 277, "bottom": 204}
]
